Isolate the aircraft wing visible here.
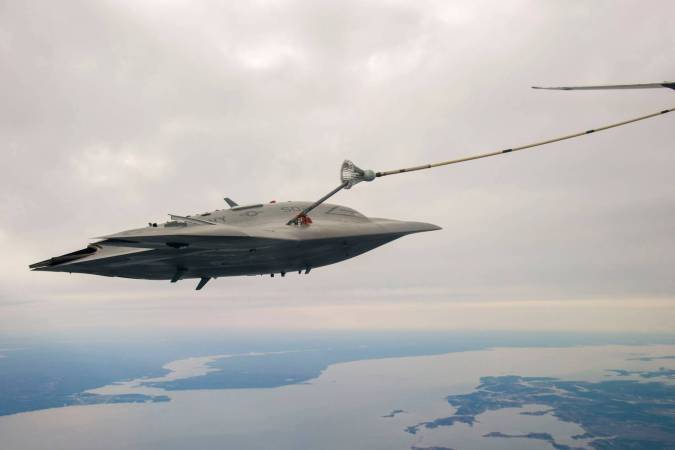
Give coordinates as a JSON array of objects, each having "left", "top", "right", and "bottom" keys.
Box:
[
  {"left": 29, "top": 244, "right": 153, "bottom": 271},
  {"left": 532, "top": 82, "right": 675, "bottom": 91}
]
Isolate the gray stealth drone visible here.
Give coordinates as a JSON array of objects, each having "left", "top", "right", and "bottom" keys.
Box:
[
  {"left": 30, "top": 82, "right": 674, "bottom": 289},
  {"left": 31, "top": 159, "right": 438, "bottom": 290},
  {"left": 30, "top": 186, "right": 439, "bottom": 290}
]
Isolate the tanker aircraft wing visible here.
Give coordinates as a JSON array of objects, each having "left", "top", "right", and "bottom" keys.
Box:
[{"left": 532, "top": 81, "right": 675, "bottom": 91}]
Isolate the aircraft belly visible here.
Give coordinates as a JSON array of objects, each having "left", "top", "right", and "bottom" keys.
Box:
[{"left": 49, "top": 233, "right": 404, "bottom": 280}]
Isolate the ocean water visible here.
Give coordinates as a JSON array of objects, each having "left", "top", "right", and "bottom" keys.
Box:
[{"left": 1, "top": 344, "right": 673, "bottom": 450}]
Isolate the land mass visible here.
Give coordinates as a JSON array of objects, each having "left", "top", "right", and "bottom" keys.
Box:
[
  {"left": 382, "top": 409, "right": 406, "bottom": 418},
  {"left": 406, "top": 374, "right": 675, "bottom": 449},
  {"left": 607, "top": 368, "right": 675, "bottom": 379},
  {"left": 2, "top": 332, "right": 674, "bottom": 417}
]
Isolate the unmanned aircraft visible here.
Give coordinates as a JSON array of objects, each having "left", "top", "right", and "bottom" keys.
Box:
[{"left": 30, "top": 82, "right": 674, "bottom": 289}]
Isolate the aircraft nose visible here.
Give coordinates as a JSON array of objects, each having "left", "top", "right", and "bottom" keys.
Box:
[
  {"left": 401, "top": 221, "right": 442, "bottom": 233},
  {"left": 371, "top": 218, "right": 442, "bottom": 235}
]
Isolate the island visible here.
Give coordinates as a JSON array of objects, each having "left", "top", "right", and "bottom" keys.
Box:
[
  {"left": 411, "top": 447, "right": 456, "bottom": 450},
  {"left": 71, "top": 392, "right": 170, "bottom": 406},
  {"left": 382, "top": 409, "right": 406, "bottom": 418}
]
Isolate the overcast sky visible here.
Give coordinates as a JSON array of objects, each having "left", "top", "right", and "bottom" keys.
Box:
[{"left": 1, "top": 0, "right": 674, "bottom": 336}]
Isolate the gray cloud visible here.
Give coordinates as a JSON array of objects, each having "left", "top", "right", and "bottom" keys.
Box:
[{"left": 1, "top": 0, "right": 674, "bottom": 332}]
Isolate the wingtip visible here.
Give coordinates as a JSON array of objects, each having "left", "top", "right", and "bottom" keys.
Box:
[{"left": 532, "top": 86, "right": 571, "bottom": 90}]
